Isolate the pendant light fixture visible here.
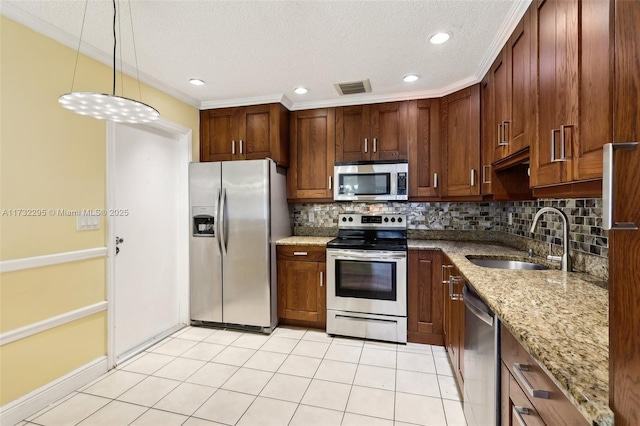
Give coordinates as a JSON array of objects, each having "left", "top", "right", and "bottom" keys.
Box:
[{"left": 58, "top": 0, "right": 159, "bottom": 123}]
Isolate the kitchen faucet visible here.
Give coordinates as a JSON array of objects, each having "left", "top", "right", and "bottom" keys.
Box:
[{"left": 530, "top": 207, "right": 571, "bottom": 272}]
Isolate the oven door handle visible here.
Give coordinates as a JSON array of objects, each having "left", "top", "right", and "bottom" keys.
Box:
[{"left": 329, "top": 253, "right": 406, "bottom": 261}]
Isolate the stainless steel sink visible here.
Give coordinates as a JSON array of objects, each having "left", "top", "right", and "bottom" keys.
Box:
[{"left": 465, "top": 256, "right": 550, "bottom": 270}]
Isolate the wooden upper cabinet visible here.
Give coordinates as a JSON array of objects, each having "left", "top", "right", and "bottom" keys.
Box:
[
  {"left": 573, "top": 0, "right": 613, "bottom": 181},
  {"left": 531, "top": 0, "right": 579, "bottom": 187},
  {"left": 492, "top": 48, "right": 509, "bottom": 162},
  {"left": 481, "top": 73, "right": 495, "bottom": 195},
  {"left": 530, "top": 0, "right": 612, "bottom": 191},
  {"left": 336, "top": 105, "right": 369, "bottom": 162},
  {"left": 508, "top": 11, "right": 533, "bottom": 155},
  {"left": 441, "top": 85, "right": 481, "bottom": 197},
  {"left": 370, "top": 102, "right": 408, "bottom": 160},
  {"left": 288, "top": 108, "right": 336, "bottom": 202},
  {"left": 335, "top": 102, "right": 408, "bottom": 162},
  {"left": 408, "top": 99, "right": 440, "bottom": 199},
  {"left": 201, "top": 108, "right": 237, "bottom": 162},
  {"left": 490, "top": 8, "right": 533, "bottom": 164},
  {"left": 200, "top": 104, "right": 289, "bottom": 166}
]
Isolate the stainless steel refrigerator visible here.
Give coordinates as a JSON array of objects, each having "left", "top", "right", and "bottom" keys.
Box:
[{"left": 189, "top": 159, "right": 290, "bottom": 332}]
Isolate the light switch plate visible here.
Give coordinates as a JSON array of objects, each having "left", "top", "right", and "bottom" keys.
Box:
[{"left": 77, "top": 213, "right": 100, "bottom": 231}]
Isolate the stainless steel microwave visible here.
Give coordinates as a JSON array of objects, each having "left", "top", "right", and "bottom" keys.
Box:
[{"left": 333, "top": 160, "right": 408, "bottom": 201}]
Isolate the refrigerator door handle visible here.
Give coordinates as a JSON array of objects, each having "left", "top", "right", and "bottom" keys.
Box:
[
  {"left": 219, "top": 188, "right": 228, "bottom": 255},
  {"left": 213, "top": 189, "right": 221, "bottom": 255}
]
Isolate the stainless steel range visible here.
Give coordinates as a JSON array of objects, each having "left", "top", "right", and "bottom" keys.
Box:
[{"left": 326, "top": 214, "right": 407, "bottom": 343}]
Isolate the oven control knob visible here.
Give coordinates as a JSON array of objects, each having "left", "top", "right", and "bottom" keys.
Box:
[
  {"left": 391, "top": 217, "right": 396, "bottom": 222},
  {"left": 398, "top": 217, "right": 403, "bottom": 223},
  {"left": 348, "top": 217, "right": 353, "bottom": 222},
  {"left": 384, "top": 217, "right": 389, "bottom": 222},
  {"left": 342, "top": 217, "right": 347, "bottom": 222}
]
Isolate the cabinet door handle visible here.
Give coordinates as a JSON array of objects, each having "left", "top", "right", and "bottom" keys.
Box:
[
  {"left": 239, "top": 139, "right": 243, "bottom": 154},
  {"left": 482, "top": 165, "right": 491, "bottom": 184},
  {"left": 559, "top": 124, "right": 573, "bottom": 161},
  {"left": 512, "top": 406, "right": 529, "bottom": 426},
  {"left": 499, "top": 121, "right": 510, "bottom": 146},
  {"left": 470, "top": 169, "right": 476, "bottom": 187},
  {"left": 329, "top": 176, "right": 333, "bottom": 190},
  {"left": 293, "top": 251, "right": 308, "bottom": 256},
  {"left": 550, "top": 129, "right": 565, "bottom": 162},
  {"left": 441, "top": 264, "right": 453, "bottom": 284},
  {"left": 232, "top": 140, "right": 236, "bottom": 155},
  {"left": 603, "top": 142, "right": 639, "bottom": 230},
  {"left": 319, "top": 271, "right": 324, "bottom": 287},
  {"left": 449, "top": 275, "right": 463, "bottom": 301},
  {"left": 364, "top": 138, "right": 368, "bottom": 153},
  {"left": 373, "top": 138, "right": 377, "bottom": 153},
  {"left": 433, "top": 172, "right": 438, "bottom": 189},
  {"left": 513, "top": 363, "right": 550, "bottom": 399},
  {"left": 497, "top": 123, "right": 502, "bottom": 147}
]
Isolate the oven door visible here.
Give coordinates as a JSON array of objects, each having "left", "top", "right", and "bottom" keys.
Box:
[
  {"left": 334, "top": 164, "right": 397, "bottom": 201},
  {"left": 326, "top": 248, "right": 407, "bottom": 317}
]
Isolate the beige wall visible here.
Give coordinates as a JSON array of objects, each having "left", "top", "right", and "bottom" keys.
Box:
[{"left": 0, "top": 16, "right": 199, "bottom": 405}]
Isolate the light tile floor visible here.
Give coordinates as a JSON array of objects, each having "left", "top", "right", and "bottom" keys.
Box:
[{"left": 17, "top": 326, "right": 467, "bottom": 426}]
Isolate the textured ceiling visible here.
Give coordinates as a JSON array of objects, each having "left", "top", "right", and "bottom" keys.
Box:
[{"left": 2, "top": 0, "right": 531, "bottom": 110}]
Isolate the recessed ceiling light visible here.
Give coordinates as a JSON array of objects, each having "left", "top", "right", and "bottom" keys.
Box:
[
  {"left": 294, "top": 87, "right": 308, "bottom": 95},
  {"left": 430, "top": 32, "right": 451, "bottom": 45},
  {"left": 189, "top": 78, "right": 205, "bottom": 86},
  {"left": 403, "top": 74, "right": 420, "bottom": 83}
]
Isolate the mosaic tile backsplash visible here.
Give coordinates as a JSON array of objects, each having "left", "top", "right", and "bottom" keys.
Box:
[{"left": 292, "top": 198, "right": 608, "bottom": 259}]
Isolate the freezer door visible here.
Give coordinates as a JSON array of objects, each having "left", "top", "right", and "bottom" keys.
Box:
[
  {"left": 189, "top": 162, "right": 223, "bottom": 322},
  {"left": 221, "top": 160, "right": 271, "bottom": 327}
]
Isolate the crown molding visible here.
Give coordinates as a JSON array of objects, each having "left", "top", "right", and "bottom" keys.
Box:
[
  {"left": 198, "top": 76, "right": 480, "bottom": 111},
  {"left": 474, "top": 0, "right": 533, "bottom": 80},
  {"left": 200, "top": 94, "right": 294, "bottom": 110},
  {"left": 1, "top": 2, "right": 200, "bottom": 109}
]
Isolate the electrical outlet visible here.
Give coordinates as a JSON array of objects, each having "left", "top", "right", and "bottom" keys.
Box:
[
  {"left": 308, "top": 212, "right": 315, "bottom": 222},
  {"left": 508, "top": 212, "right": 513, "bottom": 225}
]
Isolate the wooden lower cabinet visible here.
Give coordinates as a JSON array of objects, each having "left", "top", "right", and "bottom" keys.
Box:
[
  {"left": 277, "top": 245, "right": 326, "bottom": 328},
  {"left": 407, "top": 250, "right": 444, "bottom": 345},
  {"left": 501, "top": 324, "right": 588, "bottom": 426},
  {"left": 442, "top": 256, "right": 465, "bottom": 391}
]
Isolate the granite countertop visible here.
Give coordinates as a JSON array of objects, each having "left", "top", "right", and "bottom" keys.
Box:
[
  {"left": 409, "top": 240, "right": 611, "bottom": 426},
  {"left": 276, "top": 236, "right": 334, "bottom": 246}
]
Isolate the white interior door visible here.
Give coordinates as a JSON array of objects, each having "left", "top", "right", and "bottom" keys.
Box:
[{"left": 112, "top": 122, "right": 186, "bottom": 361}]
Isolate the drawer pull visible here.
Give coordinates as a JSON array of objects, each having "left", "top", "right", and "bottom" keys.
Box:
[
  {"left": 293, "top": 251, "right": 308, "bottom": 256},
  {"left": 513, "top": 363, "right": 550, "bottom": 399},
  {"left": 512, "top": 406, "right": 529, "bottom": 426}
]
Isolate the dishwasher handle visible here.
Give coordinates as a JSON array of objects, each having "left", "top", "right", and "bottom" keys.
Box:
[{"left": 463, "top": 285, "right": 494, "bottom": 327}]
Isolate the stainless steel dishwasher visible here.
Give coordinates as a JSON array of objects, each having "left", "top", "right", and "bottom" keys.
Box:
[{"left": 463, "top": 284, "right": 500, "bottom": 426}]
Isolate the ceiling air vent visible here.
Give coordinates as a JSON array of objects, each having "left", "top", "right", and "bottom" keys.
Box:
[{"left": 334, "top": 79, "right": 372, "bottom": 96}]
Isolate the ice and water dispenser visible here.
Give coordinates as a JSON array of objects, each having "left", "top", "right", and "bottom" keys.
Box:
[{"left": 192, "top": 206, "right": 215, "bottom": 237}]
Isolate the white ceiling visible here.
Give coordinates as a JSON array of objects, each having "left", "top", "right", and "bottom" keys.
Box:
[{"left": 2, "top": 0, "right": 531, "bottom": 110}]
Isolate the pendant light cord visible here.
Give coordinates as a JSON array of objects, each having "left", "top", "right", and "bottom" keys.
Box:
[
  {"left": 70, "top": 0, "right": 89, "bottom": 92},
  {"left": 112, "top": 0, "right": 117, "bottom": 96}
]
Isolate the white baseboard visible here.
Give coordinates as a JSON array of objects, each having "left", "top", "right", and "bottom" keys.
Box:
[{"left": 0, "top": 356, "right": 108, "bottom": 426}]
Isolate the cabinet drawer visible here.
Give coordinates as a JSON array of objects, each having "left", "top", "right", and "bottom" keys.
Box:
[
  {"left": 509, "top": 374, "right": 546, "bottom": 426},
  {"left": 501, "top": 324, "right": 588, "bottom": 426},
  {"left": 277, "top": 245, "right": 326, "bottom": 261}
]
